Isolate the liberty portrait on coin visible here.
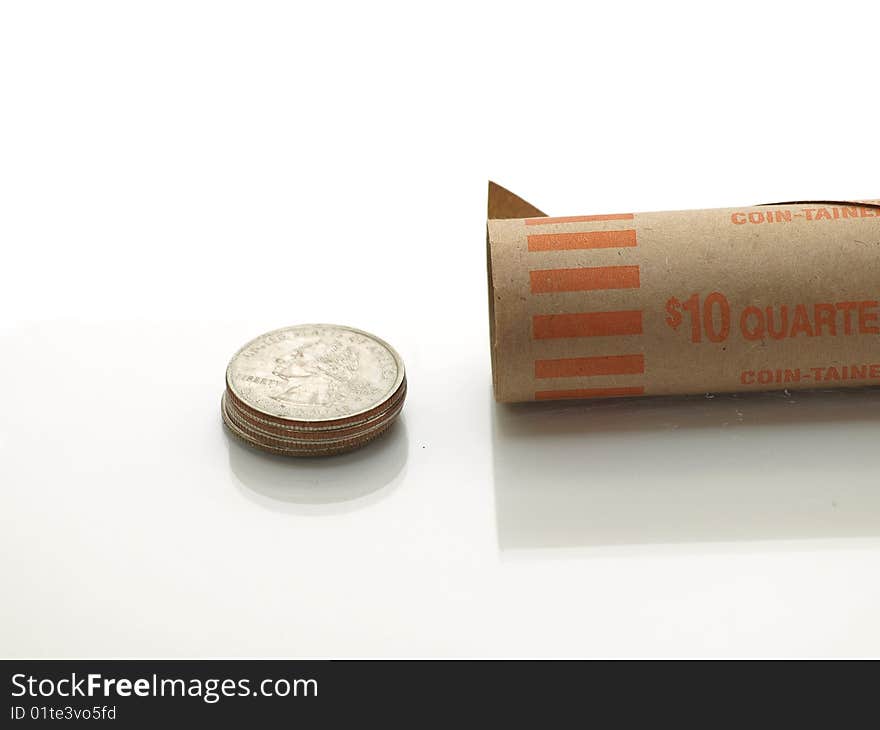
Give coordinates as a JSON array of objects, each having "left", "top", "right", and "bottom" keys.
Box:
[{"left": 271, "top": 340, "right": 358, "bottom": 407}]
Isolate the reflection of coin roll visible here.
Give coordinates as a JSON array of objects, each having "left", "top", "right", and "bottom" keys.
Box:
[{"left": 487, "top": 182, "right": 880, "bottom": 403}]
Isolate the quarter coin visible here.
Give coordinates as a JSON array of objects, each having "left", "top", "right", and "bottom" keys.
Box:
[{"left": 222, "top": 324, "right": 406, "bottom": 457}]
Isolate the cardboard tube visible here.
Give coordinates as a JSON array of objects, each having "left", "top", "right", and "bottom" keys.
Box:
[{"left": 487, "top": 182, "right": 880, "bottom": 403}]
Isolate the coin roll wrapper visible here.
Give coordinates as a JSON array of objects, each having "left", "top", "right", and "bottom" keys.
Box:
[{"left": 487, "top": 182, "right": 880, "bottom": 404}]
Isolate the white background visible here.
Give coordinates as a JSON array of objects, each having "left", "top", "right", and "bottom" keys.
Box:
[{"left": 2, "top": 1, "right": 879, "bottom": 658}]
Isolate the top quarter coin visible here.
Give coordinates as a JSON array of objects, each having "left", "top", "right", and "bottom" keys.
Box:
[{"left": 225, "top": 324, "right": 405, "bottom": 425}]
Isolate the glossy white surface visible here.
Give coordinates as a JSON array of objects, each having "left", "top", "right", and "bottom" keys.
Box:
[{"left": 2, "top": 2, "right": 880, "bottom": 658}]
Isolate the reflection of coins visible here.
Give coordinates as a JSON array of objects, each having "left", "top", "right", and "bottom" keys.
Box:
[{"left": 223, "top": 324, "right": 406, "bottom": 456}]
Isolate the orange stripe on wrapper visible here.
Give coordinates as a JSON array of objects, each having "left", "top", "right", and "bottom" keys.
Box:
[
  {"left": 535, "top": 386, "right": 645, "bottom": 400},
  {"left": 527, "top": 229, "right": 637, "bottom": 251},
  {"left": 533, "top": 311, "right": 643, "bottom": 339},
  {"left": 530, "top": 265, "right": 640, "bottom": 294},
  {"left": 525, "top": 213, "right": 634, "bottom": 226},
  {"left": 535, "top": 354, "right": 645, "bottom": 379}
]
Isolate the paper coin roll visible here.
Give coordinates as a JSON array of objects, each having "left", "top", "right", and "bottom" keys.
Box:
[{"left": 487, "top": 182, "right": 880, "bottom": 403}]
